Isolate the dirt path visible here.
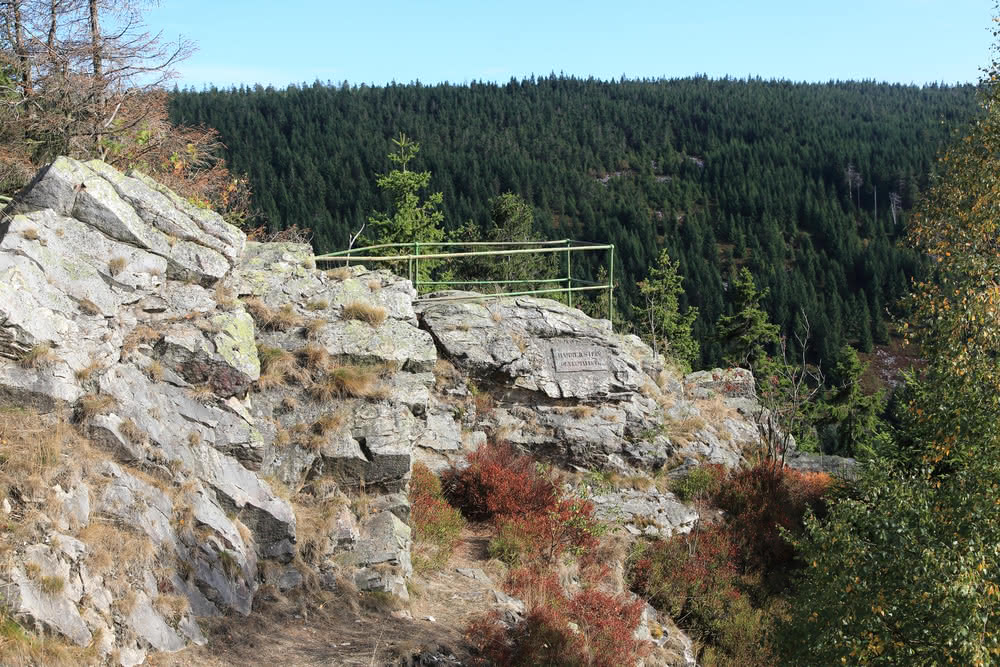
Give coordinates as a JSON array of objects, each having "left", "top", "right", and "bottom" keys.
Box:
[{"left": 153, "top": 526, "right": 502, "bottom": 666}]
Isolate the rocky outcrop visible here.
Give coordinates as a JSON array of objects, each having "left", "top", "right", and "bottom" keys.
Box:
[
  {"left": 0, "top": 156, "right": 852, "bottom": 663},
  {"left": 419, "top": 294, "right": 648, "bottom": 398},
  {"left": 0, "top": 157, "right": 424, "bottom": 658},
  {"left": 417, "top": 295, "right": 762, "bottom": 474}
]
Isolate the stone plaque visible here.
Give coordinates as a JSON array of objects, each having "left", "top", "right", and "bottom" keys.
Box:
[{"left": 551, "top": 345, "right": 607, "bottom": 372}]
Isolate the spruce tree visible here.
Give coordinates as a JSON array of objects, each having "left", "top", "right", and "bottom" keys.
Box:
[
  {"left": 366, "top": 132, "right": 445, "bottom": 249},
  {"left": 637, "top": 250, "right": 699, "bottom": 368},
  {"left": 716, "top": 268, "right": 780, "bottom": 368}
]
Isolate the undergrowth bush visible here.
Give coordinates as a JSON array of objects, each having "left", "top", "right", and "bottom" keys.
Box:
[
  {"left": 670, "top": 463, "right": 725, "bottom": 501},
  {"left": 469, "top": 567, "right": 646, "bottom": 667},
  {"left": 627, "top": 526, "right": 774, "bottom": 666},
  {"left": 713, "top": 463, "right": 832, "bottom": 573},
  {"left": 443, "top": 442, "right": 557, "bottom": 520},
  {"left": 629, "top": 462, "right": 834, "bottom": 666},
  {"left": 490, "top": 498, "right": 601, "bottom": 566},
  {"left": 628, "top": 525, "right": 740, "bottom": 628},
  {"left": 446, "top": 442, "right": 601, "bottom": 566},
  {"left": 409, "top": 463, "right": 465, "bottom": 572}
]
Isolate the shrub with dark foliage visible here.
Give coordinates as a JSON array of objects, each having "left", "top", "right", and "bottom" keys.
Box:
[
  {"left": 713, "top": 463, "right": 832, "bottom": 573},
  {"left": 468, "top": 568, "right": 646, "bottom": 667},
  {"left": 443, "top": 442, "right": 558, "bottom": 520}
]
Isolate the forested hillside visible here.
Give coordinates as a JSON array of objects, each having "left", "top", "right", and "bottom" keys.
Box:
[{"left": 169, "top": 77, "right": 976, "bottom": 366}]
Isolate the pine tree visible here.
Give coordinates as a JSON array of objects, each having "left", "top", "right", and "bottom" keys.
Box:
[
  {"left": 636, "top": 249, "right": 699, "bottom": 368},
  {"left": 716, "top": 268, "right": 780, "bottom": 368},
  {"left": 366, "top": 132, "right": 445, "bottom": 248},
  {"left": 816, "top": 345, "right": 885, "bottom": 457}
]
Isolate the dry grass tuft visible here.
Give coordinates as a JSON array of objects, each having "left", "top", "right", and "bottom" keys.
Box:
[
  {"left": 305, "top": 297, "right": 329, "bottom": 311},
  {"left": 74, "top": 359, "right": 102, "bottom": 382},
  {"left": 79, "top": 521, "right": 155, "bottom": 576},
  {"left": 244, "top": 298, "right": 304, "bottom": 331},
  {"left": 77, "top": 393, "right": 115, "bottom": 420},
  {"left": 279, "top": 396, "right": 300, "bottom": 412},
  {"left": 470, "top": 385, "right": 495, "bottom": 416},
  {"left": 214, "top": 282, "right": 238, "bottom": 310},
  {"left": 146, "top": 360, "right": 165, "bottom": 382},
  {"left": 312, "top": 410, "right": 348, "bottom": 436},
  {"left": 273, "top": 304, "right": 305, "bottom": 331},
  {"left": 432, "top": 358, "right": 461, "bottom": 389},
  {"left": 569, "top": 405, "right": 596, "bottom": 419},
  {"left": 326, "top": 266, "right": 352, "bottom": 281},
  {"left": 19, "top": 344, "right": 55, "bottom": 369},
  {"left": 304, "top": 318, "right": 326, "bottom": 339},
  {"left": 108, "top": 257, "right": 127, "bottom": 277},
  {"left": 292, "top": 494, "right": 345, "bottom": 565},
  {"left": 20, "top": 227, "right": 39, "bottom": 241},
  {"left": 155, "top": 593, "right": 190, "bottom": 623},
  {"left": 113, "top": 590, "right": 139, "bottom": 615},
  {"left": 256, "top": 345, "right": 301, "bottom": 390},
  {"left": 341, "top": 301, "right": 387, "bottom": 327},
  {"left": 118, "top": 418, "right": 145, "bottom": 445},
  {"left": 0, "top": 409, "right": 70, "bottom": 503},
  {"left": 303, "top": 434, "right": 326, "bottom": 451},
  {"left": 78, "top": 298, "right": 100, "bottom": 316},
  {"left": 367, "top": 279, "right": 382, "bottom": 292},
  {"left": 697, "top": 395, "right": 737, "bottom": 423},
  {"left": 367, "top": 384, "right": 392, "bottom": 401},
  {"left": 308, "top": 365, "right": 380, "bottom": 402},
  {"left": 274, "top": 427, "right": 292, "bottom": 447},
  {"left": 38, "top": 575, "right": 65, "bottom": 596},
  {"left": 187, "top": 431, "right": 202, "bottom": 446},
  {"left": 297, "top": 342, "right": 331, "bottom": 372},
  {"left": 122, "top": 325, "right": 160, "bottom": 354},
  {"left": 666, "top": 415, "right": 709, "bottom": 446},
  {"left": 0, "top": 606, "right": 89, "bottom": 665},
  {"left": 194, "top": 318, "right": 223, "bottom": 334},
  {"left": 187, "top": 384, "right": 215, "bottom": 401},
  {"left": 242, "top": 297, "right": 272, "bottom": 325},
  {"left": 360, "top": 589, "right": 405, "bottom": 613}
]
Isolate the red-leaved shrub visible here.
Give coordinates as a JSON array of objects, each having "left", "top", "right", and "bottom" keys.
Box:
[
  {"left": 469, "top": 567, "right": 647, "bottom": 667},
  {"left": 627, "top": 526, "right": 778, "bottom": 665},
  {"left": 712, "top": 464, "right": 832, "bottom": 572},
  {"left": 492, "top": 497, "right": 601, "bottom": 566},
  {"left": 628, "top": 524, "right": 740, "bottom": 624},
  {"left": 444, "top": 442, "right": 558, "bottom": 520},
  {"left": 567, "top": 589, "right": 647, "bottom": 667}
]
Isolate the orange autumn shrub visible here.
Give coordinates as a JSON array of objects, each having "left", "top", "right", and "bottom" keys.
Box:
[{"left": 713, "top": 464, "right": 833, "bottom": 572}]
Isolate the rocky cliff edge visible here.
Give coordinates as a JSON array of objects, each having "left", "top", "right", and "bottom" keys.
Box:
[{"left": 0, "top": 158, "right": 851, "bottom": 664}]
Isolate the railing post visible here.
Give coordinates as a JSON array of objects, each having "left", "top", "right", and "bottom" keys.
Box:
[
  {"left": 565, "top": 240, "right": 573, "bottom": 308},
  {"left": 414, "top": 242, "right": 420, "bottom": 292},
  {"left": 608, "top": 244, "right": 615, "bottom": 329}
]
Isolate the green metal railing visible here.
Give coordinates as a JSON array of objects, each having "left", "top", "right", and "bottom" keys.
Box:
[{"left": 314, "top": 239, "right": 616, "bottom": 327}]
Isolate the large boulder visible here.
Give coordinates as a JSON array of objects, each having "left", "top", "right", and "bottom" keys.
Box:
[
  {"left": 418, "top": 294, "right": 647, "bottom": 398},
  {"left": 14, "top": 157, "right": 243, "bottom": 284}
]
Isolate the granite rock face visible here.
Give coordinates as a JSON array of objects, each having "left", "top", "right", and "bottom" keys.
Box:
[
  {"left": 418, "top": 294, "right": 648, "bottom": 399},
  {"left": 0, "top": 157, "right": 854, "bottom": 662},
  {"left": 416, "top": 294, "right": 766, "bottom": 474},
  {"left": 0, "top": 157, "right": 435, "bottom": 657}
]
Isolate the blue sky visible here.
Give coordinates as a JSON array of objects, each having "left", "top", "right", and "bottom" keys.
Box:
[{"left": 148, "top": 1, "right": 995, "bottom": 89}]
